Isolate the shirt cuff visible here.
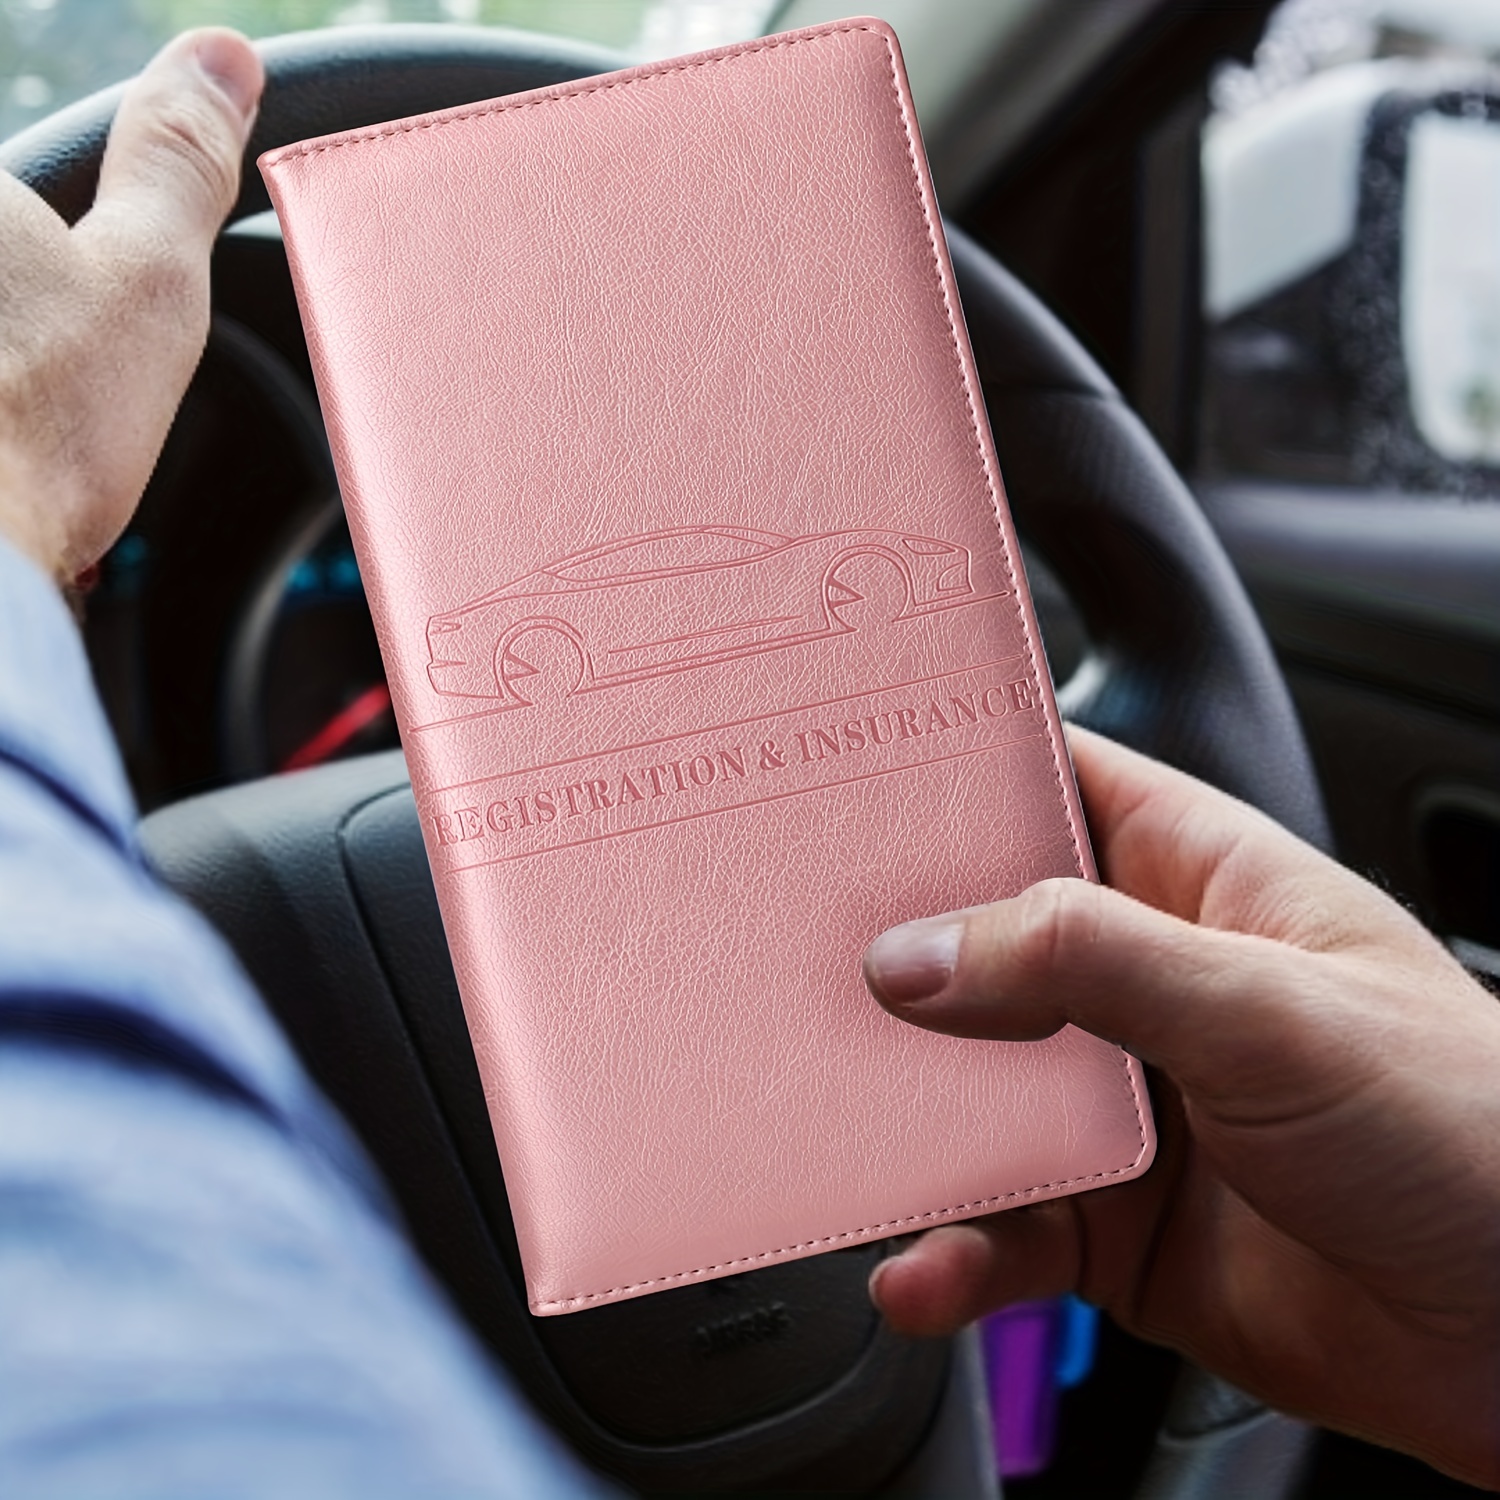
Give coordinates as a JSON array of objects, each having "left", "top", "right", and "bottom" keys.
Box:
[{"left": 0, "top": 536, "right": 136, "bottom": 848}]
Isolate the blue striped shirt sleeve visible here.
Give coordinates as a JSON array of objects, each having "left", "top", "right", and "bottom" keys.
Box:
[{"left": 0, "top": 537, "right": 607, "bottom": 1498}]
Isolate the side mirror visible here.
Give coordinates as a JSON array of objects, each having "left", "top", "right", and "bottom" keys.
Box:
[
  {"left": 1401, "top": 104, "right": 1500, "bottom": 467},
  {"left": 1202, "top": 59, "right": 1500, "bottom": 495}
]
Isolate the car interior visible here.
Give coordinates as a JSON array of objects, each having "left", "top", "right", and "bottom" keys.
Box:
[{"left": 2, "top": 0, "right": 1498, "bottom": 1495}]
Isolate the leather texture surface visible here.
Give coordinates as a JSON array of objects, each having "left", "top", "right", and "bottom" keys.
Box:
[
  {"left": 141, "top": 752, "right": 951, "bottom": 1494},
  {"left": 260, "top": 19, "right": 1154, "bottom": 1315}
]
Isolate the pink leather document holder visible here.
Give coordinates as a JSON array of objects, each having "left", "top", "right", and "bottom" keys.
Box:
[{"left": 261, "top": 18, "right": 1155, "bottom": 1316}]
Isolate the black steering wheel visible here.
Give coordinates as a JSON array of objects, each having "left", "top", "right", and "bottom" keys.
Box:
[{"left": 0, "top": 25, "right": 1329, "bottom": 1498}]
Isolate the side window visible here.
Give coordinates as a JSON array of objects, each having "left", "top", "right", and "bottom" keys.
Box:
[{"left": 1200, "top": 0, "right": 1500, "bottom": 497}]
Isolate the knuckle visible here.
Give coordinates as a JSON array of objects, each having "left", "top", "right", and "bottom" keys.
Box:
[
  {"left": 141, "top": 90, "right": 240, "bottom": 209},
  {"left": 1008, "top": 879, "right": 1099, "bottom": 985}
]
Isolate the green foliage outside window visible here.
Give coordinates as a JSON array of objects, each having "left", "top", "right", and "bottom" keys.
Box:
[
  {"left": 1, "top": 0, "right": 654, "bottom": 142},
  {"left": 135, "top": 1, "right": 646, "bottom": 49}
]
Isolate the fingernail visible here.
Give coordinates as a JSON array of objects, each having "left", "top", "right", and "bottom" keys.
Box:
[
  {"left": 868, "top": 1258, "right": 892, "bottom": 1308},
  {"left": 864, "top": 915, "right": 964, "bottom": 1007},
  {"left": 192, "top": 31, "right": 260, "bottom": 123}
]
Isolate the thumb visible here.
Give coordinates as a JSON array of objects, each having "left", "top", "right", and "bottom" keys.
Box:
[
  {"left": 863, "top": 878, "right": 1327, "bottom": 1109},
  {"left": 84, "top": 29, "right": 262, "bottom": 255}
]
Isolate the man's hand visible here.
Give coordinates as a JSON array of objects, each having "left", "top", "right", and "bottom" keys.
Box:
[
  {"left": 0, "top": 30, "right": 263, "bottom": 581},
  {"left": 863, "top": 727, "right": 1500, "bottom": 1489}
]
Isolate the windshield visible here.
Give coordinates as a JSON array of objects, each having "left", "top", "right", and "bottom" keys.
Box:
[{"left": 0, "top": 0, "right": 781, "bottom": 142}]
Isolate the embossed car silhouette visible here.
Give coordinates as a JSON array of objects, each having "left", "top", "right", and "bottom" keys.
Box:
[{"left": 425, "top": 525, "right": 981, "bottom": 706}]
